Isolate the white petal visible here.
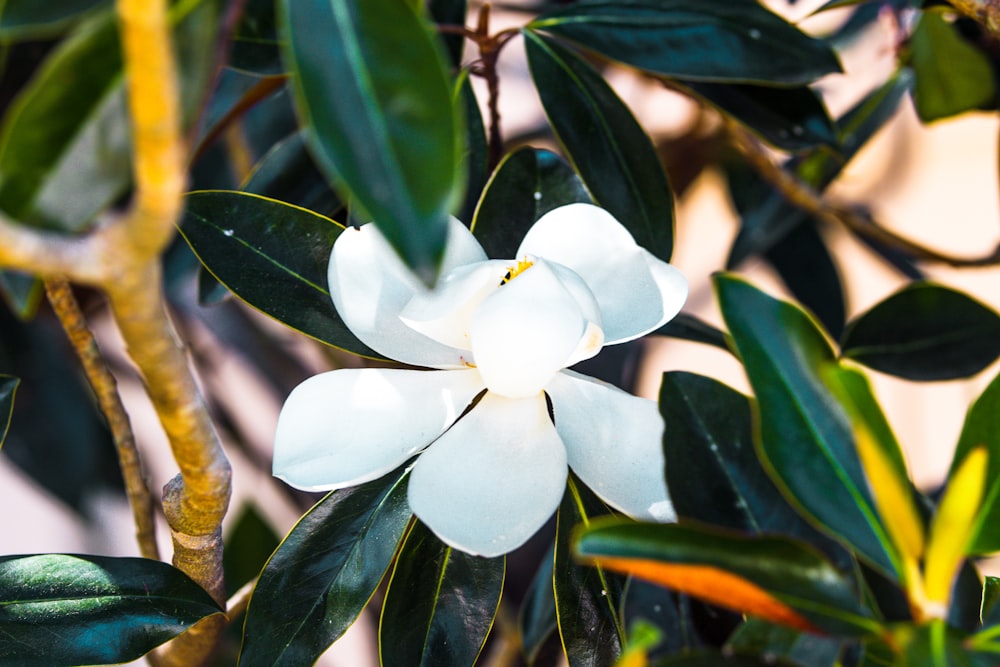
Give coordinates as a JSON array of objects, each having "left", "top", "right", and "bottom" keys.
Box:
[
  {"left": 518, "top": 203, "right": 688, "bottom": 344},
  {"left": 470, "top": 259, "right": 596, "bottom": 398},
  {"left": 273, "top": 368, "right": 484, "bottom": 491},
  {"left": 408, "top": 392, "right": 567, "bottom": 556},
  {"left": 399, "top": 260, "right": 509, "bottom": 351},
  {"left": 546, "top": 370, "right": 675, "bottom": 522},
  {"left": 328, "top": 218, "right": 487, "bottom": 368}
]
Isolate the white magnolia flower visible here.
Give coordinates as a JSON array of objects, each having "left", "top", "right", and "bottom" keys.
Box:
[{"left": 274, "top": 203, "right": 688, "bottom": 557}]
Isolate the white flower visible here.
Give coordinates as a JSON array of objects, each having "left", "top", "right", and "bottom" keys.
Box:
[{"left": 273, "top": 203, "right": 688, "bottom": 557}]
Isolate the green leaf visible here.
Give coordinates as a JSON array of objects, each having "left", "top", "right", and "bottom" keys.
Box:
[
  {"left": 179, "top": 190, "right": 381, "bottom": 358},
  {"left": 223, "top": 504, "right": 280, "bottom": 597},
  {"left": 0, "top": 0, "right": 108, "bottom": 40},
  {"left": 280, "top": 0, "right": 462, "bottom": 284},
  {"left": 909, "top": 12, "right": 996, "bottom": 123},
  {"left": 379, "top": 521, "right": 504, "bottom": 666},
  {"left": 660, "top": 371, "right": 850, "bottom": 568},
  {"left": 229, "top": 0, "right": 282, "bottom": 75},
  {"left": 429, "top": 0, "right": 467, "bottom": 67},
  {"left": 715, "top": 274, "right": 897, "bottom": 577},
  {"left": 950, "top": 369, "right": 1000, "bottom": 554},
  {"left": 0, "top": 374, "right": 18, "bottom": 448},
  {"left": 895, "top": 621, "right": 992, "bottom": 667},
  {"left": 520, "top": 546, "right": 558, "bottom": 665},
  {"left": 555, "top": 476, "right": 625, "bottom": 667},
  {"left": 528, "top": 0, "right": 841, "bottom": 85},
  {"left": 841, "top": 282, "right": 1000, "bottom": 381},
  {"left": 524, "top": 30, "right": 675, "bottom": 261},
  {"left": 575, "top": 521, "right": 879, "bottom": 637},
  {"left": 0, "top": 0, "right": 220, "bottom": 233},
  {"left": 456, "top": 72, "right": 487, "bottom": 224},
  {"left": 0, "top": 554, "right": 222, "bottom": 666},
  {"left": 725, "top": 617, "right": 842, "bottom": 667},
  {"left": 652, "top": 313, "right": 730, "bottom": 352},
  {"left": 764, "top": 221, "right": 845, "bottom": 337},
  {"left": 239, "top": 466, "right": 412, "bottom": 666},
  {"left": 684, "top": 82, "right": 838, "bottom": 151},
  {"left": 241, "top": 131, "right": 342, "bottom": 217},
  {"left": 471, "top": 146, "right": 591, "bottom": 259}
]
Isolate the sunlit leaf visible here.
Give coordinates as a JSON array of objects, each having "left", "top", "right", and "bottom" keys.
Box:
[
  {"left": 909, "top": 12, "right": 996, "bottom": 123},
  {"left": 179, "top": 190, "right": 381, "bottom": 358},
  {"left": 841, "top": 282, "right": 1000, "bottom": 381},
  {"left": 0, "top": 554, "right": 222, "bottom": 666},
  {"left": 471, "top": 147, "right": 590, "bottom": 260},
  {"left": 715, "top": 274, "right": 897, "bottom": 577},
  {"left": 239, "top": 467, "right": 411, "bottom": 666},
  {"left": 556, "top": 476, "right": 625, "bottom": 666},
  {"left": 524, "top": 30, "right": 675, "bottom": 261},
  {"left": 280, "top": 0, "right": 462, "bottom": 283},
  {"left": 0, "top": 0, "right": 108, "bottom": 40},
  {"left": 952, "top": 370, "right": 1000, "bottom": 554},
  {"left": 575, "top": 520, "right": 879, "bottom": 637},
  {"left": 528, "top": 0, "right": 841, "bottom": 85},
  {"left": 0, "top": 375, "right": 18, "bottom": 448},
  {"left": 379, "top": 522, "right": 504, "bottom": 666}
]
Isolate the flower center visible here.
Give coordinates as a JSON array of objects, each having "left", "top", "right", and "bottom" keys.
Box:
[{"left": 498, "top": 258, "right": 534, "bottom": 286}]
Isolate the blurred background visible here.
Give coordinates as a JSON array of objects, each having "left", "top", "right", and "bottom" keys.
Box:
[{"left": 2, "top": 0, "right": 999, "bottom": 664}]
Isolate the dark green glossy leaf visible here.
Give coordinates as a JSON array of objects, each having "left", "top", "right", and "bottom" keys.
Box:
[
  {"left": 0, "top": 272, "right": 43, "bottom": 319},
  {"left": 520, "top": 545, "right": 558, "bottom": 665},
  {"left": 576, "top": 521, "right": 879, "bottom": 637},
  {"left": 242, "top": 131, "right": 342, "bottom": 217},
  {"left": 622, "top": 580, "right": 701, "bottom": 658},
  {"left": 229, "top": 0, "right": 281, "bottom": 75},
  {"left": 239, "top": 467, "right": 412, "bottom": 666},
  {"left": 725, "top": 617, "right": 842, "bottom": 667},
  {"left": 555, "top": 476, "right": 625, "bottom": 667},
  {"left": 456, "top": 73, "right": 487, "bottom": 224},
  {"left": 765, "top": 221, "right": 845, "bottom": 337},
  {"left": 280, "top": 0, "right": 461, "bottom": 283},
  {"left": 660, "top": 371, "right": 851, "bottom": 568},
  {"left": 0, "top": 374, "right": 18, "bottom": 447},
  {"left": 910, "top": 12, "right": 996, "bottom": 123},
  {"left": 524, "top": 30, "right": 675, "bottom": 261},
  {"left": 380, "top": 522, "right": 504, "bottom": 666},
  {"left": 0, "top": 0, "right": 219, "bottom": 233},
  {"left": 179, "top": 190, "right": 381, "bottom": 358},
  {"left": 685, "top": 82, "right": 838, "bottom": 151},
  {"left": 652, "top": 313, "right": 730, "bottom": 351},
  {"left": 715, "top": 274, "right": 897, "bottom": 576},
  {"left": 984, "top": 576, "right": 1000, "bottom": 621},
  {"left": 471, "top": 146, "right": 590, "bottom": 259},
  {"left": 528, "top": 0, "right": 841, "bottom": 85},
  {"left": 0, "top": 0, "right": 107, "bottom": 40},
  {"left": 0, "top": 554, "right": 222, "bottom": 666},
  {"left": 223, "top": 504, "right": 280, "bottom": 597},
  {"left": 430, "top": 0, "right": 467, "bottom": 66},
  {"left": 951, "top": 369, "right": 1000, "bottom": 554},
  {"left": 841, "top": 282, "right": 1000, "bottom": 381},
  {"left": 895, "top": 621, "right": 992, "bottom": 667}
]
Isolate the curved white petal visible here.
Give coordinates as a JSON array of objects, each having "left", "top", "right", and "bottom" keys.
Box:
[
  {"left": 329, "top": 218, "right": 487, "bottom": 368},
  {"left": 518, "top": 203, "right": 688, "bottom": 344},
  {"left": 546, "top": 370, "right": 675, "bottom": 522},
  {"left": 408, "top": 392, "right": 568, "bottom": 556},
  {"left": 470, "top": 259, "right": 596, "bottom": 398},
  {"left": 399, "top": 260, "right": 509, "bottom": 351},
  {"left": 273, "top": 368, "right": 484, "bottom": 491}
]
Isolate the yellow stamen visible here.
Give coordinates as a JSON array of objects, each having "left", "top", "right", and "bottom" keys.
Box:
[{"left": 499, "top": 257, "right": 534, "bottom": 286}]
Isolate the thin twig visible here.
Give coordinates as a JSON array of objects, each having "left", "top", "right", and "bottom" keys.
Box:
[
  {"left": 727, "top": 122, "right": 1000, "bottom": 268},
  {"left": 43, "top": 278, "right": 160, "bottom": 561}
]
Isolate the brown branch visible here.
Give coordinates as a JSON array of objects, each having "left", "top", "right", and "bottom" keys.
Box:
[
  {"left": 950, "top": 0, "right": 1000, "bottom": 38},
  {"left": 44, "top": 278, "right": 159, "bottom": 561},
  {"left": 727, "top": 122, "right": 1000, "bottom": 268}
]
